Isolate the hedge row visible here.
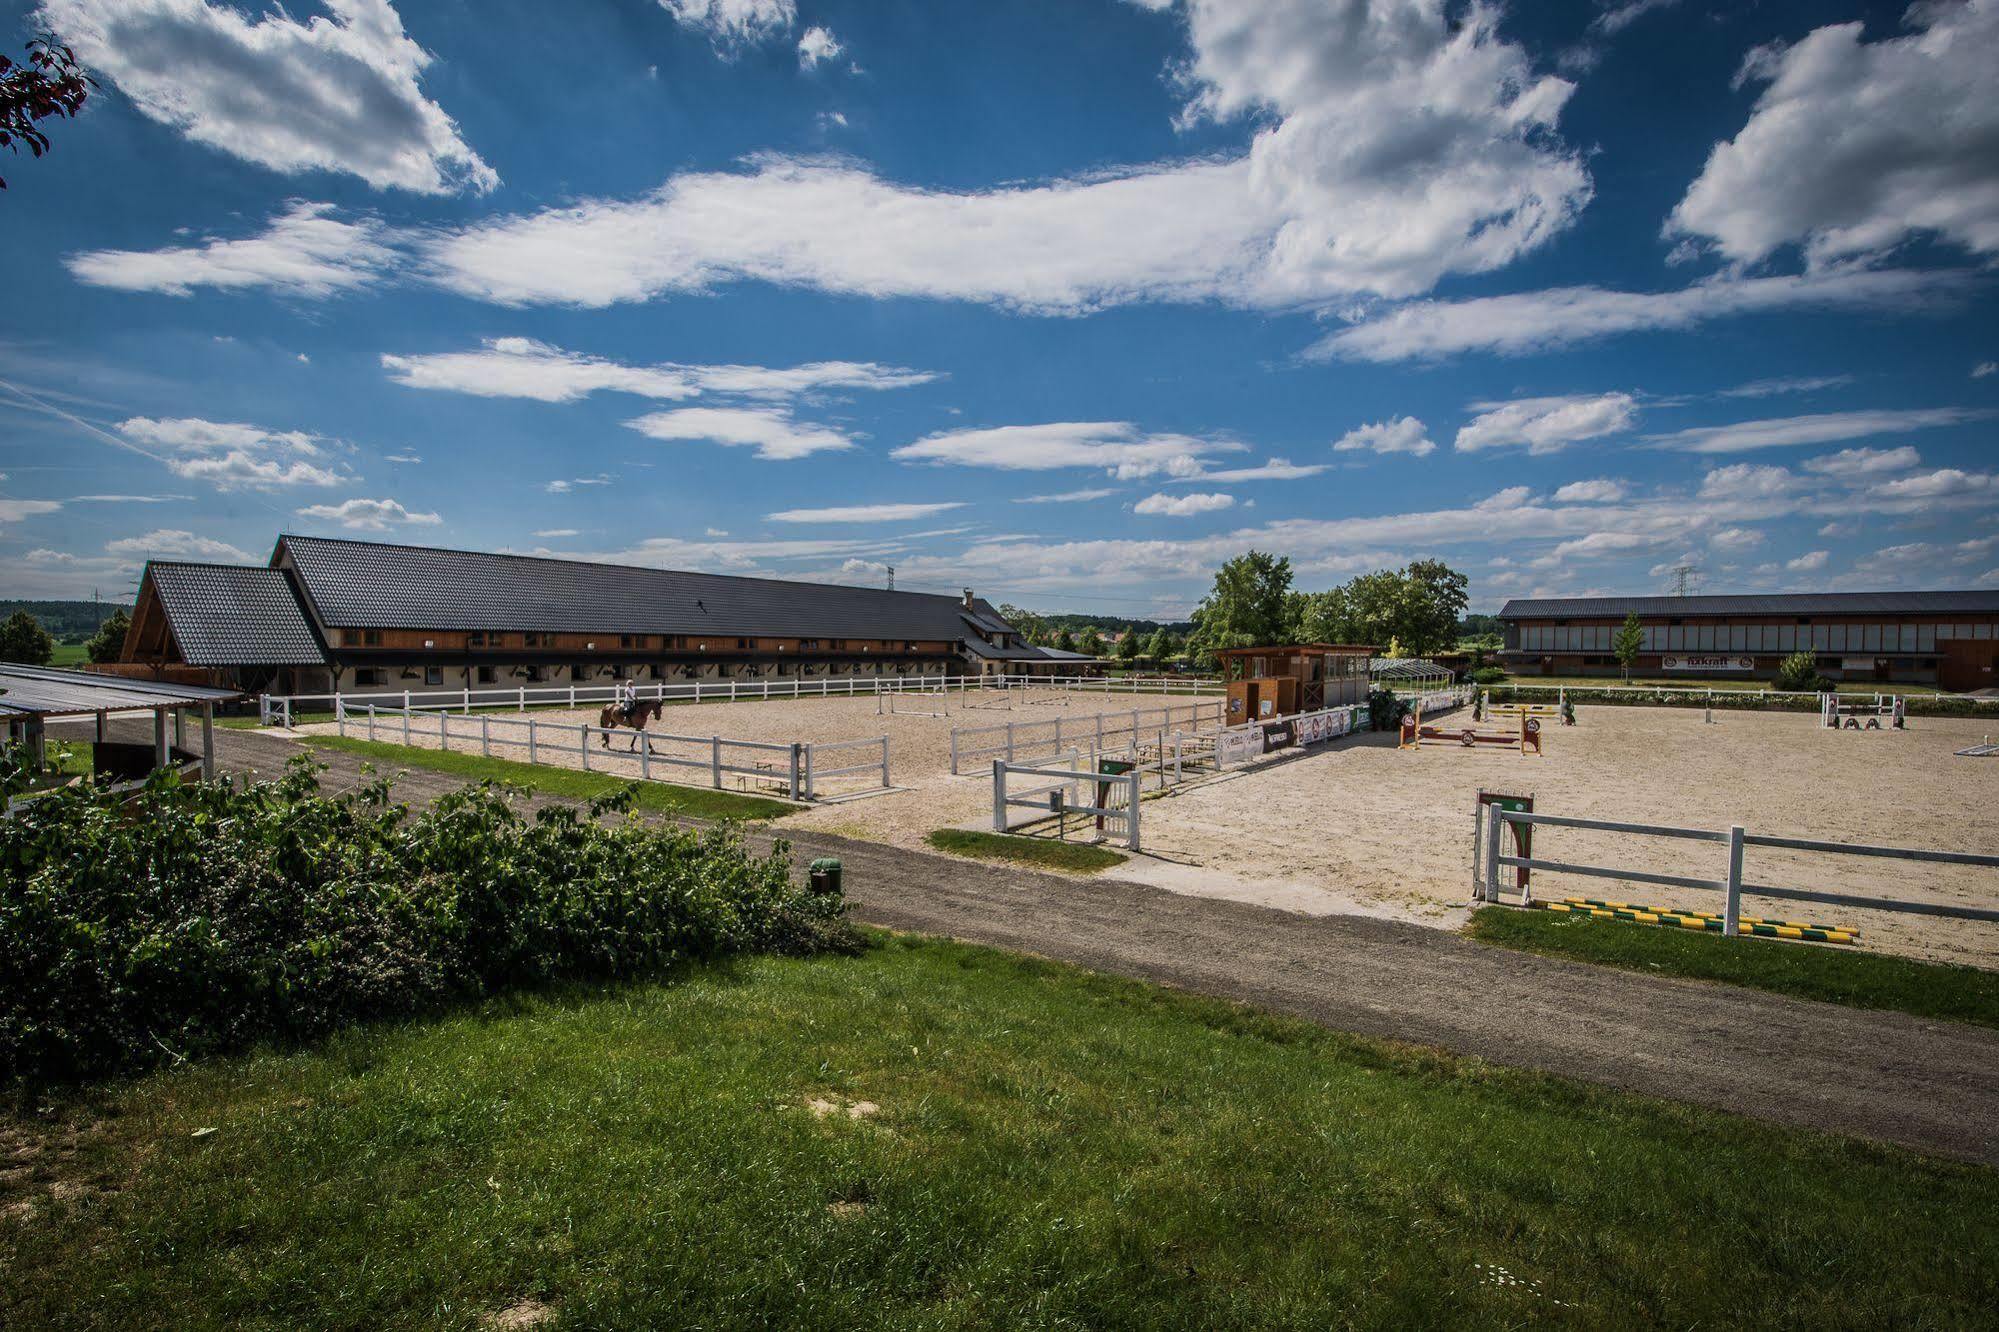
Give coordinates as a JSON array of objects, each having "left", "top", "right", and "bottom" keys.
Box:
[
  {"left": 1482, "top": 685, "right": 1999, "bottom": 718},
  {"left": 0, "top": 752, "right": 858, "bottom": 1083}
]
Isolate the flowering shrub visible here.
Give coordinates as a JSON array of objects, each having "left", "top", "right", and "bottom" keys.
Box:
[{"left": 0, "top": 753, "right": 857, "bottom": 1082}]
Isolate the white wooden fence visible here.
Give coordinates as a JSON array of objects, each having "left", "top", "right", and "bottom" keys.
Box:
[
  {"left": 1478, "top": 806, "right": 1999, "bottom": 934},
  {"left": 335, "top": 699, "right": 889, "bottom": 802},
  {"left": 991, "top": 756, "right": 1141, "bottom": 850},
  {"left": 261, "top": 671, "right": 1221, "bottom": 727},
  {"left": 1212, "top": 702, "right": 1369, "bottom": 769},
  {"left": 949, "top": 699, "right": 1226, "bottom": 774}
]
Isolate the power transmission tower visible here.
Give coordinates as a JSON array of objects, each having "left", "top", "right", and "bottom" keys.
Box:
[
  {"left": 1669, "top": 564, "right": 1700, "bottom": 597},
  {"left": 884, "top": 564, "right": 895, "bottom": 592}
]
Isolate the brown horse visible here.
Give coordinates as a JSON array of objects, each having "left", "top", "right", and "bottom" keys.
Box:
[{"left": 598, "top": 698, "right": 664, "bottom": 750}]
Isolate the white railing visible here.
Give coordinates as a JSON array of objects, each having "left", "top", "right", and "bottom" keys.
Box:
[
  {"left": 991, "top": 756, "right": 1141, "bottom": 850},
  {"left": 259, "top": 670, "right": 1222, "bottom": 728},
  {"left": 1212, "top": 702, "right": 1369, "bottom": 769},
  {"left": 1477, "top": 806, "right": 1999, "bottom": 934},
  {"left": 949, "top": 699, "right": 1226, "bottom": 774},
  {"left": 333, "top": 699, "right": 889, "bottom": 802}
]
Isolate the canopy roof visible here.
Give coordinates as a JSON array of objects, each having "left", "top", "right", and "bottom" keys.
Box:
[{"left": 0, "top": 664, "right": 243, "bottom": 720}]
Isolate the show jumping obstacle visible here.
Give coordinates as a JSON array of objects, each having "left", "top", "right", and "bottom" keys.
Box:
[
  {"left": 1479, "top": 690, "right": 1575, "bottom": 726},
  {"left": 1820, "top": 692, "right": 1905, "bottom": 730},
  {"left": 1400, "top": 701, "right": 1542, "bottom": 755}
]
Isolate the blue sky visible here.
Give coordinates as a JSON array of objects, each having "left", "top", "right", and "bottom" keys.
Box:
[{"left": 1, "top": 0, "right": 1995, "bottom": 616}]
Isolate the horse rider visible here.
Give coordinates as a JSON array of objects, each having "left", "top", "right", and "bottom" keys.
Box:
[{"left": 617, "top": 676, "right": 638, "bottom": 724}]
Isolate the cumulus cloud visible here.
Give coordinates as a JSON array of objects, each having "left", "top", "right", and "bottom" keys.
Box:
[
  {"left": 544, "top": 474, "right": 611, "bottom": 495},
  {"left": 116, "top": 415, "right": 343, "bottom": 490},
  {"left": 1668, "top": 1, "right": 1999, "bottom": 266},
  {"left": 1709, "top": 526, "right": 1765, "bottom": 553},
  {"left": 1171, "top": 457, "right": 1327, "bottom": 483},
  {"left": 892, "top": 422, "right": 1242, "bottom": 479},
  {"left": 1134, "top": 491, "right": 1235, "bottom": 517},
  {"left": 168, "top": 453, "right": 341, "bottom": 489},
  {"left": 295, "top": 496, "right": 442, "bottom": 530},
  {"left": 626, "top": 406, "right": 853, "bottom": 460},
  {"left": 1873, "top": 468, "right": 1998, "bottom": 501},
  {"left": 39, "top": 0, "right": 495, "bottom": 195},
  {"left": 1786, "top": 549, "right": 1830, "bottom": 572},
  {"left": 1645, "top": 407, "right": 1991, "bottom": 454},
  {"left": 102, "top": 528, "right": 252, "bottom": 562},
  {"left": 796, "top": 25, "right": 841, "bottom": 68},
  {"left": 1454, "top": 393, "right": 1636, "bottom": 455},
  {"left": 116, "top": 416, "right": 323, "bottom": 454},
  {"left": 1315, "top": 267, "right": 1961, "bottom": 361},
  {"left": 0, "top": 498, "right": 63, "bottom": 523},
  {"left": 66, "top": 201, "right": 397, "bottom": 297},
  {"left": 660, "top": 0, "right": 795, "bottom": 47},
  {"left": 1802, "top": 445, "right": 1921, "bottom": 477},
  {"left": 766, "top": 502, "right": 964, "bottom": 524},
  {"left": 1975, "top": 361, "right": 1997, "bottom": 378},
  {"left": 1554, "top": 478, "right": 1627, "bottom": 503},
  {"left": 414, "top": 0, "right": 1586, "bottom": 312},
  {"left": 1332, "top": 417, "right": 1434, "bottom": 457},
  {"left": 1698, "top": 462, "right": 1796, "bottom": 501}
]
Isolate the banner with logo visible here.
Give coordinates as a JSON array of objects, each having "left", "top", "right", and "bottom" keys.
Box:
[{"left": 1660, "top": 655, "right": 1754, "bottom": 672}]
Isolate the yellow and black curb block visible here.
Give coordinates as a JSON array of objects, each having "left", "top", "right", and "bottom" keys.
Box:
[{"left": 1526, "top": 896, "right": 1859, "bottom": 945}]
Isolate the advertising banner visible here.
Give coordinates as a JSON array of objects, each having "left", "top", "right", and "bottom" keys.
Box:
[{"left": 1660, "top": 655, "right": 1754, "bottom": 672}]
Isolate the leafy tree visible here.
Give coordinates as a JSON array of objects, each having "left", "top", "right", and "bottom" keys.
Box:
[
  {"left": 1078, "top": 626, "right": 1107, "bottom": 657},
  {"left": 1613, "top": 612, "right": 1644, "bottom": 681},
  {"left": 0, "top": 35, "right": 93, "bottom": 189},
  {"left": 1402, "top": 560, "right": 1469, "bottom": 656},
  {"left": 1055, "top": 628, "right": 1076, "bottom": 654},
  {"left": 1775, "top": 650, "right": 1830, "bottom": 693},
  {"left": 1144, "top": 626, "right": 1174, "bottom": 663},
  {"left": 1114, "top": 629, "right": 1142, "bottom": 663},
  {"left": 1187, "top": 551, "right": 1297, "bottom": 667},
  {"left": 1382, "top": 636, "right": 1407, "bottom": 659},
  {"left": 0, "top": 610, "right": 55, "bottom": 665},
  {"left": 85, "top": 608, "right": 130, "bottom": 663}
]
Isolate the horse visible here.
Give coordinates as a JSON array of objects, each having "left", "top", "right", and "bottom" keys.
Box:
[{"left": 598, "top": 697, "right": 664, "bottom": 751}]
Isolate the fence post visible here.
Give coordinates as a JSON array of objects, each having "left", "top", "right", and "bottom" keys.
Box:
[
  {"left": 880, "top": 736, "right": 890, "bottom": 790},
  {"left": 1724, "top": 825, "right": 1745, "bottom": 937},
  {"left": 950, "top": 727, "right": 960, "bottom": 775},
  {"left": 518, "top": 686, "right": 526, "bottom": 712},
  {"left": 528, "top": 717, "right": 538, "bottom": 763},
  {"left": 992, "top": 759, "right": 1005, "bottom": 832},
  {"left": 403, "top": 690, "right": 411, "bottom": 712},
  {"left": 1483, "top": 807, "right": 1503, "bottom": 903},
  {"left": 463, "top": 688, "right": 471, "bottom": 715},
  {"left": 711, "top": 737, "right": 722, "bottom": 788},
  {"left": 640, "top": 738, "right": 651, "bottom": 782},
  {"left": 580, "top": 724, "right": 590, "bottom": 771},
  {"left": 1006, "top": 721, "right": 1016, "bottom": 763},
  {"left": 1126, "top": 769, "right": 1141, "bottom": 850},
  {"left": 482, "top": 715, "right": 491, "bottom": 756},
  {"left": 439, "top": 713, "right": 449, "bottom": 753},
  {"left": 799, "top": 743, "right": 811, "bottom": 801},
  {"left": 402, "top": 708, "right": 410, "bottom": 746},
  {"left": 367, "top": 704, "right": 377, "bottom": 743}
]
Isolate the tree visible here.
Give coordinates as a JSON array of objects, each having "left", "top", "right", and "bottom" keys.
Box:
[
  {"left": 1612, "top": 612, "right": 1644, "bottom": 681},
  {"left": 1055, "top": 628, "right": 1076, "bottom": 654},
  {"left": 85, "top": 608, "right": 130, "bottom": 663},
  {"left": 1114, "top": 629, "right": 1142, "bottom": 664},
  {"left": 1401, "top": 560, "right": 1469, "bottom": 656},
  {"left": 1186, "top": 551, "right": 1296, "bottom": 667},
  {"left": 1078, "top": 626, "right": 1106, "bottom": 657},
  {"left": 0, "top": 610, "right": 55, "bottom": 665},
  {"left": 1144, "top": 627, "right": 1174, "bottom": 663},
  {"left": 1, "top": 36, "right": 93, "bottom": 189}
]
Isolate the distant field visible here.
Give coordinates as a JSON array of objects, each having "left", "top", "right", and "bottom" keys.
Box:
[{"left": 48, "top": 643, "right": 89, "bottom": 667}]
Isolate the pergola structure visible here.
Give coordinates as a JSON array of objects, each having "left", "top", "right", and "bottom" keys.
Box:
[
  {"left": 1369, "top": 657, "right": 1453, "bottom": 693},
  {"left": 0, "top": 664, "right": 242, "bottom": 781}
]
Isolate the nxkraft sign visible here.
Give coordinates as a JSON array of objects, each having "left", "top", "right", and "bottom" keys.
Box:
[{"left": 1660, "top": 655, "right": 1754, "bottom": 672}]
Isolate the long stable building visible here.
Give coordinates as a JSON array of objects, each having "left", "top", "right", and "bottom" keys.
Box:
[
  {"left": 114, "top": 534, "right": 1071, "bottom": 696},
  {"left": 1498, "top": 591, "right": 1999, "bottom": 691}
]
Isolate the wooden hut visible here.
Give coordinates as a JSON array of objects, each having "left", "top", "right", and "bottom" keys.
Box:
[{"left": 1215, "top": 644, "right": 1375, "bottom": 725}]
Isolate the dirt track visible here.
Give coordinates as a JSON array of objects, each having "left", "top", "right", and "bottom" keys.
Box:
[{"left": 173, "top": 724, "right": 1999, "bottom": 1167}]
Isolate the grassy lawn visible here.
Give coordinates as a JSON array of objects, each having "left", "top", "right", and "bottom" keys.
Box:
[
  {"left": 296, "top": 734, "right": 798, "bottom": 821},
  {"left": 1467, "top": 907, "right": 1999, "bottom": 1028},
  {"left": 1490, "top": 675, "right": 1947, "bottom": 696},
  {"left": 47, "top": 642, "right": 89, "bottom": 667},
  {"left": 3, "top": 933, "right": 1995, "bottom": 1329},
  {"left": 925, "top": 827, "right": 1130, "bottom": 873}
]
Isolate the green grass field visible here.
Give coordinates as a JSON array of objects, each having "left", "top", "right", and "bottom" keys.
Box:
[
  {"left": 1467, "top": 907, "right": 1999, "bottom": 1028},
  {"left": 46, "top": 643, "right": 89, "bottom": 667},
  {"left": 3, "top": 934, "right": 1993, "bottom": 1329},
  {"left": 296, "top": 734, "right": 798, "bottom": 821},
  {"left": 925, "top": 827, "right": 1130, "bottom": 873},
  {"left": 1490, "top": 674, "right": 1947, "bottom": 695}
]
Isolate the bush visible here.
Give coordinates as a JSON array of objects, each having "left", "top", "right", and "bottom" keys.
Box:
[
  {"left": 0, "top": 753, "right": 858, "bottom": 1083},
  {"left": 1773, "top": 650, "right": 1832, "bottom": 694},
  {"left": 1366, "top": 685, "right": 1408, "bottom": 732},
  {"left": 1470, "top": 666, "right": 1507, "bottom": 685}
]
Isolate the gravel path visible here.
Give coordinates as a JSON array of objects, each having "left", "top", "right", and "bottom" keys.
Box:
[{"left": 188, "top": 726, "right": 1999, "bottom": 1166}]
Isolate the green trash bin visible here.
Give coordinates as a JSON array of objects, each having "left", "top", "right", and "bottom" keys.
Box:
[{"left": 808, "top": 857, "right": 843, "bottom": 896}]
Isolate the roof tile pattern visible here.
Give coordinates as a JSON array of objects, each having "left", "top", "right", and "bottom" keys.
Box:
[
  {"left": 150, "top": 563, "right": 327, "bottom": 666},
  {"left": 1498, "top": 591, "right": 1999, "bottom": 620}
]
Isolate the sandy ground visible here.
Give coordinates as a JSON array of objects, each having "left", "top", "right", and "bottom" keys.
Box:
[{"left": 297, "top": 696, "right": 1999, "bottom": 966}]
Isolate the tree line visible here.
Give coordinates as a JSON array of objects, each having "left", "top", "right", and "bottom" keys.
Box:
[{"left": 1183, "top": 552, "right": 1470, "bottom": 668}]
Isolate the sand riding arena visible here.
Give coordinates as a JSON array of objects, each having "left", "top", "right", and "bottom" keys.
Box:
[{"left": 293, "top": 690, "right": 1999, "bottom": 968}]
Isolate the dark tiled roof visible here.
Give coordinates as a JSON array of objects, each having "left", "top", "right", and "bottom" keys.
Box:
[
  {"left": 0, "top": 662, "right": 243, "bottom": 718},
  {"left": 961, "top": 636, "right": 1053, "bottom": 661},
  {"left": 149, "top": 563, "right": 327, "bottom": 666},
  {"left": 276, "top": 535, "right": 1022, "bottom": 644},
  {"left": 1498, "top": 591, "right": 1999, "bottom": 620}
]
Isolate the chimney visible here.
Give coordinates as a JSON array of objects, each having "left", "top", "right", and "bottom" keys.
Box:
[{"left": 962, "top": 588, "right": 975, "bottom": 610}]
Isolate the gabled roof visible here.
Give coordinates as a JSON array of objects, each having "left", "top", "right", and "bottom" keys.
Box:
[
  {"left": 1497, "top": 590, "right": 1999, "bottom": 620},
  {"left": 147, "top": 562, "right": 327, "bottom": 666},
  {"left": 0, "top": 662, "right": 243, "bottom": 718},
  {"left": 274, "top": 534, "right": 1018, "bottom": 644}
]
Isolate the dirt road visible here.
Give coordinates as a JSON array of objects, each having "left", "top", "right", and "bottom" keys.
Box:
[{"left": 186, "top": 726, "right": 1999, "bottom": 1166}]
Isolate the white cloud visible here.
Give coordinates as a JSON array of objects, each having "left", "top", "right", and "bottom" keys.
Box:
[
  {"left": 116, "top": 414, "right": 343, "bottom": 490},
  {"left": 295, "top": 496, "right": 441, "bottom": 530},
  {"left": 1718, "top": 374, "right": 1854, "bottom": 399},
  {"left": 1802, "top": 445, "right": 1921, "bottom": 478},
  {"left": 39, "top": 0, "right": 495, "bottom": 195},
  {"left": 796, "top": 25, "right": 841, "bottom": 69},
  {"left": 626, "top": 406, "right": 853, "bottom": 460},
  {"left": 1315, "top": 268, "right": 1961, "bottom": 361},
  {"left": 660, "top": 0, "right": 795, "bottom": 47},
  {"left": 116, "top": 416, "right": 323, "bottom": 454},
  {"left": 1667, "top": 2, "right": 1999, "bottom": 266},
  {"left": 1014, "top": 488, "right": 1117, "bottom": 504},
  {"left": 1134, "top": 491, "right": 1235, "bottom": 517},
  {"left": 893, "top": 422, "right": 1241, "bottom": 479},
  {"left": 1475, "top": 486, "right": 1534, "bottom": 512},
  {"left": 1455, "top": 393, "right": 1636, "bottom": 455},
  {"left": 1171, "top": 457, "right": 1326, "bottom": 483},
  {"left": 1554, "top": 478, "right": 1627, "bottom": 504},
  {"left": 1645, "top": 407, "right": 1991, "bottom": 454},
  {"left": 1786, "top": 550, "right": 1829, "bottom": 572},
  {"left": 532, "top": 528, "right": 579, "bottom": 539},
  {"left": 383, "top": 452, "right": 421, "bottom": 464},
  {"left": 418, "top": 0, "right": 1585, "bottom": 312},
  {"left": 66, "top": 201, "right": 396, "bottom": 297},
  {"left": 545, "top": 474, "right": 612, "bottom": 494},
  {"left": 1873, "top": 468, "right": 1997, "bottom": 501},
  {"left": 382, "top": 337, "right": 939, "bottom": 403},
  {"left": 167, "top": 452, "right": 341, "bottom": 490},
  {"left": 0, "top": 498, "right": 63, "bottom": 523},
  {"left": 1698, "top": 463, "right": 1795, "bottom": 501},
  {"left": 1709, "top": 526, "right": 1764, "bottom": 553},
  {"left": 766, "top": 502, "right": 964, "bottom": 524},
  {"left": 1975, "top": 362, "right": 1997, "bottom": 379},
  {"left": 1332, "top": 417, "right": 1434, "bottom": 458},
  {"left": 102, "top": 528, "right": 252, "bottom": 562}
]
